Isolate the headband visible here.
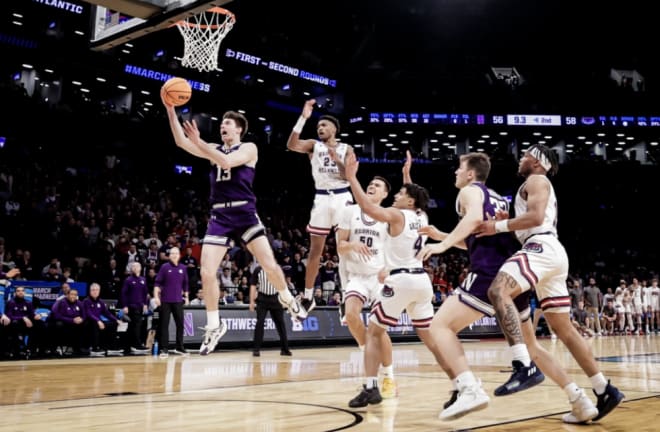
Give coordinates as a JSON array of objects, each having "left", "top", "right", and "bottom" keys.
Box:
[{"left": 529, "top": 147, "right": 552, "bottom": 171}]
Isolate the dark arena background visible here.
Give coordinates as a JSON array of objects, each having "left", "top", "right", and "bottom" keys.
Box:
[{"left": 0, "top": 1, "right": 659, "bottom": 431}]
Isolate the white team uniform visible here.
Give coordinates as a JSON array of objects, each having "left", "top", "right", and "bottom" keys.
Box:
[
  {"left": 651, "top": 286, "right": 660, "bottom": 312},
  {"left": 337, "top": 204, "right": 388, "bottom": 304},
  {"left": 642, "top": 286, "right": 654, "bottom": 312},
  {"left": 370, "top": 209, "right": 434, "bottom": 329},
  {"left": 498, "top": 175, "right": 571, "bottom": 313},
  {"left": 306, "top": 141, "right": 353, "bottom": 236},
  {"left": 630, "top": 285, "right": 644, "bottom": 315},
  {"left": 614, "top": 291, "right": 625, "bottom": 314}
]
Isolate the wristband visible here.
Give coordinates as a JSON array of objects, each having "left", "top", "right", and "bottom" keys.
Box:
[
  {"left": 494, "top": 220, "right": 510, "bottom": 233},
  {"left": 293, "top": 116, "right": 306, "bottom": 133}
]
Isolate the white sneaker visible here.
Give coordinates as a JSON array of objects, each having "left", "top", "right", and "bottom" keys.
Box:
[
  {"left": 562, "top": 390, "right": 598, "bottom": 424},
  {"left": 279, "top": 295, "right": 308, "bottom": 321},
  {"left": 439, "top": 382, "right": 490, "bottom": 420},
  {"left": 199, "top": 321, "right": 227, "bottom": 356}
]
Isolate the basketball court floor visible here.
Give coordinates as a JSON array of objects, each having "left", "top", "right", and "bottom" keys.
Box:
[{"left": 1, "top": 335, "right": 658, "bottom": 431}]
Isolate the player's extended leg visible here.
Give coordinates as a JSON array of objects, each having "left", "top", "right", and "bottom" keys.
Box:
[
  {"left": 488, "top": 272, "right": 544, "bottom": 396},
  {"left": 248, "top": 236, "right": 308, "bottom": 321},
  {"left": 424, "top": 296, "right": 490, "bottom": 420},
  {"left": 344, "top": 295, "right": 367, "bottom": 348},
  {"left": 544, "top": 311, "right": 624, "bottom": 421},
  {"left": 377, "top": 329, "right": 397, "bottom": 399},
  {"left": 302, "top": 233, "right": 326, "bottom": 309},
  {"left": 521, "top": 318, "right": 598, "bottom": 423},
  {"left": 349, "top": 322, "right": 386, "bottom": 408},
  {"left": 198, "top": 243, "right": 229, "bottom": 355}
]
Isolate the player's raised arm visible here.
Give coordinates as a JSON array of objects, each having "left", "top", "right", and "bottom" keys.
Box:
[
  {"left": 287, "top": 99, "right": 317, "bottom": 154},
  {"left": 402, "top": 150, "right": 413, "bottom": 184},
  {"left": 344, "top": 152, "right": 402, "bottom": 226}
]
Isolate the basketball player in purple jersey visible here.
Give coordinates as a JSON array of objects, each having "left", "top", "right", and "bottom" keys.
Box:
[
  {"left": 418, "top": 153, "right": 595, "bottom": 421},
  {"left": 161, "top": 89, "right": 308, "bottom": 355},
  {"left": 476, "top": 144, "right": 624, "bottom": 422},
  {"left": 287, "top": 99, "right": 354, "bottom": 311}
]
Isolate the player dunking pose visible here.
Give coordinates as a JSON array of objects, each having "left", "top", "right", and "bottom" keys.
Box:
[
  {"left": 161, "top": 89, "right": 308, "bottom": 355},
  {"left": 476, "top": 144, "right": 624, "bottom": 422},
  {"left": 287, "top": 99, "right": 354, "bottom": 310}
]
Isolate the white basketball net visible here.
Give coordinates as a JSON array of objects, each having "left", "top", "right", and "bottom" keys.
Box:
[{"left": 176, "top": 8, "right": 235, "bottom": 72}]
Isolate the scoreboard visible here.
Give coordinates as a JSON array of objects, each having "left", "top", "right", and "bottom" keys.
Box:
[{"left": 351, "top": 113, "right": 660, "bottom": 127}]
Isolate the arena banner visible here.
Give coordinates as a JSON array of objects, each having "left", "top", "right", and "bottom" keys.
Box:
[
  {"left": 4, "top": 280, "right": 88, "bottom": 305},
  {"left": 171, "top": 306, "right": 503, "bottom": 344}
]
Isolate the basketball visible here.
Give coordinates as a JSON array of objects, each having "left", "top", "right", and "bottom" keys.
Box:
[{"left": 162, "top": 77, "right": 192, "bottom": 106}]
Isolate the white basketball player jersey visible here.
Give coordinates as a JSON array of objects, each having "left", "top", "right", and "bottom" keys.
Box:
[
  {"left": 338, "top": 204, "right": 387, "bottom": 275},
  {"left": 514, "top": 174, "right": 558, "bottom": 243},
  {"left": 642, "top": 285, "right": 653, "bottom": 306},
  {"left": 384, "top": 209, "right": 428, "bottom": 270},
  {"left": 310, "top": 141, "right": 350, "bottom": 189}
]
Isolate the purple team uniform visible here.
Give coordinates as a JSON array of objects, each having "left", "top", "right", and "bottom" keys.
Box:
[
  {"left": 204, "top": 143, "right": 265, "bottom": 247},
  {"left": 455, "top": 182, "right": 531, "bottom": 318}
]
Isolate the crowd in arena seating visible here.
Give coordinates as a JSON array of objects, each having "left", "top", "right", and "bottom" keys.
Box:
[{"left": 1, "top": 76, "right": 660, "bottom": 360}]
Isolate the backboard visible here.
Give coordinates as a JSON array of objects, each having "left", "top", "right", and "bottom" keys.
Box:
[{"left": 82, "top": 0, "right": 232, "bottom": 50}]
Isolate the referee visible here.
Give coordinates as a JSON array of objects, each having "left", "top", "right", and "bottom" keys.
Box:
[{"left": 249, "top": 265, "right": 291, "bottom": 357}]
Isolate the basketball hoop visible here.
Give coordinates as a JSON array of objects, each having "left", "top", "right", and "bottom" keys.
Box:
[{"left": 175, "top": 7, "right": 235, "bottom": 72}]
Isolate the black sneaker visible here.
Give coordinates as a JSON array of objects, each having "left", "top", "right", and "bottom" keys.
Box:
[
  {"left": 349, "top": 385, "right": 383, "bottom": 408},
  {"left": 592, "top": 380, "right": 624, "bottom": 421},
  {"left": 443, "top": 390, "right": 459, "bottom": 409},
  {"left": 252, "top": 350, "right": 260, "bottom": 357},
  {"left": 301, "top": 297, "right": 316, "bottom": 313},
  {"left": 280, "top": 349, "right": 292, "bottom": 356},
  {"left": 494, "top": 360, "right": 545, "bottom": 396}
]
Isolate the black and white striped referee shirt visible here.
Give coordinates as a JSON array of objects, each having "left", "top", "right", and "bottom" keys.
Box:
[{"left": 250, "top": 266, "right": 278, "bottom": 295}]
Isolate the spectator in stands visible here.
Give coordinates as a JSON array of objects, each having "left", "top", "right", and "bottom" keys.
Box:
[
  {"left": 313, "top": 288, "right": 327, "bottom": 306},
  {"left": 220, "top": 267, "right": 233, "bottom": 289},
  {"left": 120, "top": 262, "right": 149, "bottom": 355},
  {"left": 101, "top": 258, "right": 122, "bottom": 299},
  {"left": 83, "top": 282, "right": 121, "bottom": 356},
  {"left": 16, "top": 250, "right": 37, "bottom": 280},
  {"left": 571, "top": 300, "right": 595, "bottom": 338},
  {"left": 51, "top": 288, "right": 86, "bottom": 356},
  {"left": 291, "top": 252, "right": 306, "bottom": 292},
  {"left": 181, "top": 246, "right": 200, "bottom": 294},
  {"left": 327, "top": 291, "right": 342, "bottom": 306},
  {"left": 43, "top": 263, "right": 66, "bottom": 283},
  {"left": 583, "top": 277, "right": 603, "bottom": 335},
  {"left": 154, "top": 247, "right": 189, "bottom": 357},
  {"left": 319, "top": 260, "right": 338, "bottom": 293},
  {"left": 601, "top": 298, "right": 617, "bottom": 335},
  {"left": 190, "top": 288, "right": 205, "bottom": 306}
]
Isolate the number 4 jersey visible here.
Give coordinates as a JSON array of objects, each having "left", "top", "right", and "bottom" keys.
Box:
[{"left": 384, "top": 208, "right": 429, "bottom": 270}]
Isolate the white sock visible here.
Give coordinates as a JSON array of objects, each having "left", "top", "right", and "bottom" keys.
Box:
[
  {"left": 451, "top": 378, "right": 459, "bottom": 391},
  {"left": 207, "top": 311, "right": 220, "bottom": 329},
  {"left": 511, "top": 344, "right": 531, "bottom": 367},
  {"left": 455, "top": 371, "right": 476, "bottom": 390},
  {"left": 278, "top": 289, "right": 293, "bottom": 303},
  {"left": 381, "top": 364, "right": 394, "bottom": 379},
  {"left": 563, "top": 382, "right": 583, "bottom": 402},
  {"left": 358, "top": 344, "right": 365, "bottom": 352},
  {"left": 304, "top": 288, "right": 313, "bottom": 300},
  {"left": 366, "top": 376, "right": 378, "bottom": 389},
  {"left": 590, "top": 372, "right": 608, "bottom": 395}
]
